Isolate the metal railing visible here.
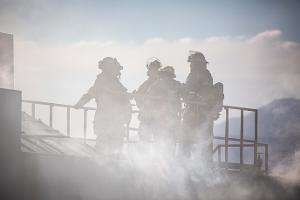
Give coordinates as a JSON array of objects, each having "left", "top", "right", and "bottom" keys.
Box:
[
  {"left": 213, "top": 140, "right": 268, "bottom": 173},
  {"left": 22, "top": 100, "right": 96, "bottom": 141},
  {"left": 22, "top": 99, "right": 268, "bottom": 173},
  {"left": 221, "top": 105, "right": 260, "bottom": 171}
]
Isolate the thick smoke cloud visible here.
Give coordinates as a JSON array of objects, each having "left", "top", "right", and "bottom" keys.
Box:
[
  {"left": 272, "top": 149, "right": 300, "bottom": 184},
  {"left": 23, "top": 145, "right": 300, "bottom": 200},
  {"left": 14, "top": 29, "right": 300, "bottom": 108}
]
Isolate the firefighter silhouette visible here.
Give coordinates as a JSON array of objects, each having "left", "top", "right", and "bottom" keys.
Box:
[
  {"left": 144, "top": 66, "right": 182, "bottom": 154},
  {"left": 134, "top": 58, "right": 162, "bottom": 142},
  {"left": 75, "top": 57, "right": 131, "bottom": 156},
  {"left": 180, "top": 51, "right": 224, "bottom": 162}
]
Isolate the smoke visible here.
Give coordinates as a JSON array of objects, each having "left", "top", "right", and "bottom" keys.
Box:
[
  {"left": 271, "top": 149, "right": 300, "bottom": 184},
  {"left": 19, "top": 120, "right": 300, "bottom": 200},
  {"left": 20, "top": 100, "right": 300, "bottom": 199},
  {"left": 13, "top": 29, "right": 300, "bottom": 108},
  {"left": 78, "top": 142, "right": 300, "bottom": 200},
  {"left": 91, "top": 140, "right": 223, "bottom": 200}
]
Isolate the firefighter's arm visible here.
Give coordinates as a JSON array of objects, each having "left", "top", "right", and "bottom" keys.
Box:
[
  {"left": 134, "top": 82, "right": 149, "bottom": 107},
  {"left": 74, "top": 93, "right": 93, "bottom": 109},
  {"left": 74, "top": 78, "right": 98, "bottom": 109}
]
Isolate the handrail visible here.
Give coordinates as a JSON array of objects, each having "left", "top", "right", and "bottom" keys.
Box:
[
  {"left": 213, "top": 143, "right": 267, "bottom": 153},
  {"left": 213, "top": 136, "right": 256, "bottom": 143},
  {"left": 22, "top": 99, "right": 96, "bottom": 110},
  {"left": 213, "top": 143, "right": 268, "bottom": 174},
  {"left": 23, "top": 99, "right": 257, "bottom": 112},
  {"left": 21, "top": 98, "right": 266, "bottom": 173},
  {"left": 223, "top": 105, "right": 257, "bottom": 112}
]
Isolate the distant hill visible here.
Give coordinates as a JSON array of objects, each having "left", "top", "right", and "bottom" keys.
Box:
[{"left": 214, "top": 98, "right": 300, "bottom": 168}]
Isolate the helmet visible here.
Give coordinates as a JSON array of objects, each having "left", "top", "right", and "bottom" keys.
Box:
[
  {"left": 98, "top": 57, "right": 123, "bottom": 71},
  {"left": 160, "top": 66, "right": 176, "bottom": 78},
  {"left": 187, "top": 50, "right": 209, "bottom": 63},
  {"left": 146, "top": 57, "right": 162, "bottom": 70}
]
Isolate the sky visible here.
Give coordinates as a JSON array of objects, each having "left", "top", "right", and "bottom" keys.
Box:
[{"left": 0, "top": 0, "right": 300, "bottom": 108}]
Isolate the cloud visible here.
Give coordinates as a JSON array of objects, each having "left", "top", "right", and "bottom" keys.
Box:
[
  {"left": 144, "top": 37, "right": 166, "bottom": 45},
  {"left": 247, "top": 29, "right": 282, "bottom": 44},
  {"left": 13, "top": 29, "right": 300, "bottom": 108},
  {"left": 280, "top": 41, "right": 299, "bottom": 49},
  {"left": 71, "top": 40, "right": 114, "bottom": 48},
  {"left": 177, "top": 37, "right": 193, "bottom": 44}
]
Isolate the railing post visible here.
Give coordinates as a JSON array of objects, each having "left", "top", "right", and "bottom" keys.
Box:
[
  {"left": 67, "top": 107, "right": 70, "bottom": 137},
  {"left": 49, "top": 104, "right": 53, "bottom": 128},
  {"left": 254, "top": 110, "right": 258, "bottom": 165},
  {"left": 83, "top": 109, "right": 87, "bottom": 143},
  {"left": 225, "top": 107, "right": 229, "bottom": 169},
  {"left": 240, "top": 110, "right": 244, "bottom": 167},
  {"left": 265, "top": 144, "right": 268, "bottom": 174},
  {"left": 31, "top": 103, "right": 35, "bottom": 119}
]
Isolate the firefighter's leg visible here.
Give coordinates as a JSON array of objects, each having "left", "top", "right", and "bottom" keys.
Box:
[
  {"left": 193, "top": 121, "right": 213, "bottom": 164},
  {"left": 106, "top": 124, "right": 125, "bottom": 157},
  {"left": 94, "top": 120, "right": 105, "bottom": 154},
  {"left": 137, "top": 122, "right": 154, "bottom": 157},
  {"left": 139, "top": 122, "right": 153, "bottom": 142}
]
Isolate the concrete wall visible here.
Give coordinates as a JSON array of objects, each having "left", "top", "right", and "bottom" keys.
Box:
[{"left": 0, "top": 88, "right": 21, "bottom": 199}]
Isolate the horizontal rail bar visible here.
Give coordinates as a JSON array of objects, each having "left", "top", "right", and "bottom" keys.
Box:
[
  {"left": 23, "top": 100, "right": 257, "bottom": 112},
  {"left": 216, "top": 143, "right": 268, "bottom": 148},
  {"left": 22, "top": 100, "right": 96, "bottom": 110},
  {"left": 213, "top": 136, "right": 255, "bottom": 143},
  {"left": 22, "top": 134, "right": 69, "bottom": 138},
  {"left": 223, "top": 105, "right": 257, "bottom": 112},
  {"left": 22, "top": 134, "right": 268, "bottom": 148}
]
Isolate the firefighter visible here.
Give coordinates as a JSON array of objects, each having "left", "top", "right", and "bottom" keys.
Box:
[
  {"left": 74, "top": 57, "right": 131, "bottom": 156},
  {"left": 145, "top": 66, "right": 182, "bottom": 154},
  {"left": 180, "top": 51, "right": 224, "bottom": 162},
  {"left": 134, "top": 58, "right": 162, "bottom": 142}
]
